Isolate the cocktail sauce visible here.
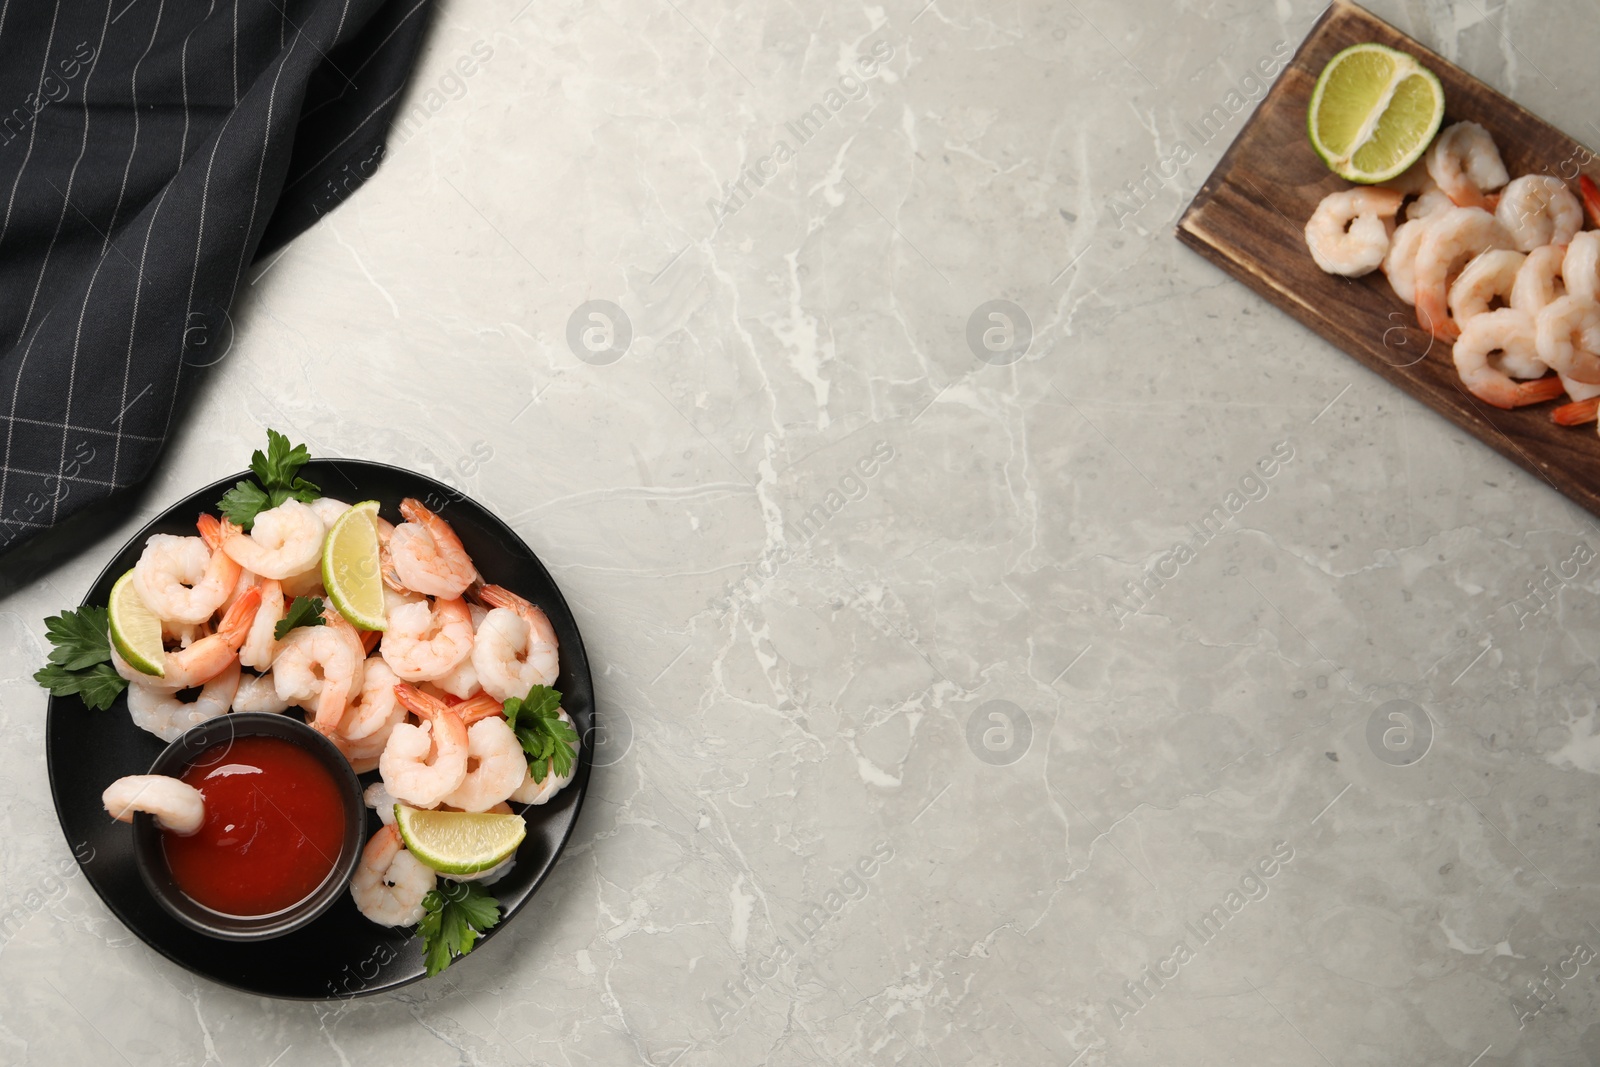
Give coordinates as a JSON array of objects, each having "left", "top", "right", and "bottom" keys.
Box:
[{"left": 162, "top": 735, "right": 347, "bottom": 916}]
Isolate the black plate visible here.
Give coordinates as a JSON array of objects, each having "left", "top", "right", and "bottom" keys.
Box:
[{"left": 45, "top": 460, "right": 593, "bottom": 999}]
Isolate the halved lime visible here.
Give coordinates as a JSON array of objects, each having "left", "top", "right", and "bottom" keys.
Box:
[
  {"left": 395, "top": 805, "right": 527, "bottom": 875},
  {"left": 108, "top": 569, "right": 164, "bottom": 678},
  {"left": 322, "top": 500, "right": 386, "bottom": 631},
  {"left": 1308, "top": 43, "right": 1445, "bottom": 183}
]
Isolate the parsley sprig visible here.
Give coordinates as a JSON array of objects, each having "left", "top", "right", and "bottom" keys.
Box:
[
  {"left": 217, "top": 429, "right": 320, "bottom": 529},
  {"left": 274, "top": 595, "right": 328, "bottom": 641},
  {"left": 503, "top": 685, "right": 578, "bottom": 783},
  {"left": 33, "top": 605, "right": 128, "bottom": 711},
  {"left": 417, "top": 880, "right": 502, "bottom": 976}
]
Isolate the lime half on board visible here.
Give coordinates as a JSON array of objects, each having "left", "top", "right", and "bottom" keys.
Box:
[{"left": 1308, "top": 42, "right": 1445, "bottom": 183}]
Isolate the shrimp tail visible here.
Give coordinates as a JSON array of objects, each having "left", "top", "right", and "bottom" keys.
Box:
[
  {"left": 216, "top": 586, "right": 264, "bottom": 645},
  {"left": 477, "top": 584, "right": 528, "bottom": 612},
  {"left": 1553, "top": 395, "right": 1600, "bottom": 426},
  {"left": 457, "top": 692, "right": 506, "bottom": 724},
  {"left": 197, "top": 512, "right": 223, "bottom": 550},
  {"left": 1516, "top": 376, "right": 1568, "bottom": 406},
  {"left": 393, "top": 681, "right": 446, "bottom": 719},
  {"left": 1581, "top": 175, "right": 1600, "bottom": 230}
]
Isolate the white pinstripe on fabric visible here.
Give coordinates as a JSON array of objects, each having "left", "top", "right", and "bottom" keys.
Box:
[
  {"left": 112, "top": 183, "right": 174, "bottom": 486},
  {"left": 103, "top": 0, "right": 167, "bottom": 255},
  {"left": 231, "top": 32, "right": 300, "bottom": 291},
  {"left": 300, "top": 0, "right": 425, "bottom": 122},
  {"left": 0, "top": 0, "right": 64, "bottom": 252},
  {"left": 18, "top": 0, "right": 114, "bottom": 342},
  {"left": 178, "top": 1, "right": 219, "bottom": 165},
  {"left": 0, "top": 306, "right": 53, "bottom": 516}
]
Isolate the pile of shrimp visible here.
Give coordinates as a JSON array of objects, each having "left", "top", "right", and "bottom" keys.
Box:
[
  {"left": 109, "top": 495, "right": 577, "bottom": 928},
  {"left": 1306, "top": 120, "right": 1600, "bottom": 428}
]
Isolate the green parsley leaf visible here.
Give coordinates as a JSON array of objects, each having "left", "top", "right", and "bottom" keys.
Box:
[
  {"left": 274, "top": 595, "right": 327, "bottom": 641},
  {"left": 42, "top": 605, "right": 111, "bottom": 670},
  {"left": 217, "top": 480, "right": 269, "bottom": 527},
  {"left": 503, "top": 685, "right": 577, "bottom": 783},
  {"left": 415, "top": 881, "right": 501, "bottom": 977},
  {"left": 215, "top": 429, "right": 320, "bottom": 529},
  {"left": 34, "top": 662, "right": 127, "bottom": 711},
  {"left": 35, "top": 606, "right": 127, "bottom": 710}
]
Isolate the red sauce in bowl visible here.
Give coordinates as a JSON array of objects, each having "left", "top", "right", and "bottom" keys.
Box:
[{"left": 162, "top": 735, "right": 347, "bottom": 917}]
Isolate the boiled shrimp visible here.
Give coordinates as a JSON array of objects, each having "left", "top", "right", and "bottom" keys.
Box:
[
  {"left": 1453, "top": 309, "right": 1566, "bottom": 409},
  {"left": 1425, "top": 121, "right": 1509, "bottom": 209},
  {"left": 127, "top": 660, "right": 241, "bottom": 742},
  {"left": 1383, "top": 218, "right": 1431, "bottom": 305},
  {"left": 1536, "top": 295, "right": 1600, "bottom": 384},
  {"left": 103, "top": 775, "right": 205, "bottom": 835},
  {"left": 380, "top": 597, "right": 474, "bottom": 682},
  {"left": 350, "top": 824, "right": 435, "bottom": 927},
  {"left": 1495, "top": 175, "right": 1582, "bottom": 251},
  {"left": 473, "top": 584, "right": 559, "bottom": 702},
  {"left": 273, "top": 608, "right": 366, "bottom": 732},
  {"left": 141, "top": 587, "right": 261, "bottom": 689},
  {"left": 387, "top": 498, "right": 478, "bottom": 599},
  {"left": 308, "top": 497, "right": 350, "bottom": 527},
  {"left": 1511, "top": 244, "right": 1567, "bottom": 314},
  {"left": 510, "top": 710, "right": 578, "bottom": 805},
  {"left": 439, "top": 715, "right": 527, "bottom": 812},
  {"left": 382, "top": 683, "right": 470, "bottom": 808},
  {"left": 1564, "top": 232, "right": 1600, "bottom": 303},
  {"left": 1448, "top": 249, "right": 1524, "bottom": 326},
  {"left": 1305, "top": 188, "right": 1402, "bottom": 276},
  {"left": 338, "top": 658, "right": 405, "bottom": 743},
  {"left": 364, "top": 782, "right": 400, "bottom": 826},
  {"left": 221, "top": 499, "right": 325, "bottom": 580},
  {"left": 232, "top": 670, "right": 290, "bottom": 714},
  {"left": 1414, "top": 207, "right": 1515, "bottom": 341},
  {"left": 132, "top": 521, "right": 242, "bottom": 626},
  {"left": 237, "top": 578, "right": 285, "bottom": 670}
]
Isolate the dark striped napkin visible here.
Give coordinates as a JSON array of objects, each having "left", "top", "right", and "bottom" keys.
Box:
[{"left": 0, "top": 0, "right": 432, "bottom": 557}]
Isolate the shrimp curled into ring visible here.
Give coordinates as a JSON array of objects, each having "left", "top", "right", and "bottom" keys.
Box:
[
  {"left": 1304, "top": 188, "right": 1403, "bottom": 277},
  {"left": 349, "top": 825, "right": 435, "bottom": 927},
  {"left": 381, "top": 684, "right": 470, "bottom": 809},
  {"left": 388, "top": 498, "right": 478, "bottom": 599}
]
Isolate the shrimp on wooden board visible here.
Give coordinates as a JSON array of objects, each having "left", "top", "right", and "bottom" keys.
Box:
[
  {"left": 349, "top": 825, "right": 435, "bottom": 927},
  {"left": 1511, "top": 244, "right": 1568, "bottom": 315},
  {"left": 388, "top": 498, "right": 478, "bottom": 599},
  {"left": 1425, "top": 121, "right": 1509, "bottom": 209},
  {"left": 1448, "top": 249, "right": 1525, "bottom": 326},
  {"left": 381, "top": 598, "right": 474, "bottom": 682},
  {"left": 1383, "top": 218, "right": 1433, "bottom": 305},
  {"left": 103, "top": 775, "right": 205, "bottom": 835},
  {"left": 132, "top": 519, "right": 242, "bottom": 626},
  {"left": 1535, "top": 295, "right": 1600, "bottom": 384},
  {"left": 1413, "top": 207, "right": 1515, "bottom": 342},
  {"left": 1563, "top": 232, "right": 1600, "bottom": 303},
  {"left": 472, "top": 585, "right": 559, "bottom": 702},
  {"left": 1495, "top": 175, "right": 1583, "bottom": 251},
  {"left": 128, "top": 661, "right": 241, "bottom": 742},
  {"left": 382, "top": 683, "right": 470, "bottom": 808},
  {"left": 221, "top": 499, "right": 325, "bottom": 580},
  {"left": 1453, "top": 309, "right": 1566, "bottom": 409},
  {"left": 1305, "top": 188, "right": 1402, "bottom": 277}
]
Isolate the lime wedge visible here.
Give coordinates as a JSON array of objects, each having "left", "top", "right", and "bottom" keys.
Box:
[
  {"left": 395, "top": 805, "right": 527, "bottom": 875},
  {"left": 108, "top": 569, "right": 164, "bottom": 678},
  {"left": 1308, "top": 43, "right": 1445, "bottom": 184},
  {"left": 322, "top": 500, "right": 386, "bottom": 631}
]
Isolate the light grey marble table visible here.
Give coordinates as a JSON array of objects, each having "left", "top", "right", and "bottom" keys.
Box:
[{"left": 6, "top": 0, "right": 1600, "bottom": 1063}]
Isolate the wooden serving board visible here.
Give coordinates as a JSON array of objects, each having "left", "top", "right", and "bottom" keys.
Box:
[{"left": 1177, "top": 0, "right": 1600, "bottom": 513}]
